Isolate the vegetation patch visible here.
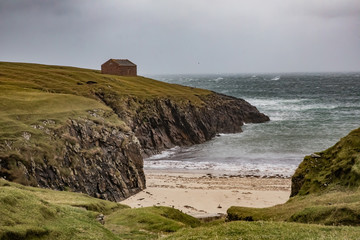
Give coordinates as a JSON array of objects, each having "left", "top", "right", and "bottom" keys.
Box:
[
  {"left": 2, "top": 178, "right": 360, "bottom": 239},
  {"left": 105, "top": 206, "right": 200, "bottom": 239},
  {"left": 0, "top": 179, "right": 121, "bottom": 240},
  {"left": 291, "top": 128, "right": 360, "bottom": 196},
  {"left": 0, "top": 180, "right": 201, "bottom": 240},
  {"left": 163, "top": 220, "right": 360, "bottom": 240}
]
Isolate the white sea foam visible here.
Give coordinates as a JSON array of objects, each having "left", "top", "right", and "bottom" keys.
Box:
[
  {"left": 147, "top": 146, "right": 180, "bottom": 160},
  {"left": 247, "top": 98, "right": 338, "bottom": 112},
  {"left": 144, "top": 159, "right": 297, "bottom": 178}
]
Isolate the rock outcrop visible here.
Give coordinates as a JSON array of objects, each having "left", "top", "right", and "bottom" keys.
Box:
[
  {"left": 291, "top": 128, "right": 360, "bottom": 197},
  {"left": 98, "top": 92, "right": 269, "bottom": 157},
  {"left": 0, "top": 119, "right": 145, "bottom": 201}
]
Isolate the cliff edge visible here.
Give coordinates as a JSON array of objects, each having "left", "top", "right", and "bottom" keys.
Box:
[{"left": 0, "top": 62, "right": 269, "bottom": 201}]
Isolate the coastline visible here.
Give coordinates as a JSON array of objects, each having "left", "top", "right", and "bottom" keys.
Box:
[{"left": 120, "top": 169, "right": 291, "bottom": 217}]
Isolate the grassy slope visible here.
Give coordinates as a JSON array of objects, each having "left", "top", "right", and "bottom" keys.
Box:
[
  {"left": 0, "top": 61, "right": 210, "bottom": 103},
  {"left": 2, "top": 179, "right": 360, "bottom": 240},
  {"left": 0, "top": 179, "right": 200, "bottom": 240},
  {"left": 164, "top": 220, "right": 360, "bottom": 240},
  {"left": 0, "top": 179, "right": 123, "bottom": 240},
  {"left": 292, "top": 128, "right": 360, "bottom": 196},
  {"left": 105, "top": 207, "right": 200, "bottom": 240},
  {"left": 228, "top": 189, "right": 360, "bottom": 225},
  {"left": 0, "top": 61, "right": 211, "bottom": 142}
]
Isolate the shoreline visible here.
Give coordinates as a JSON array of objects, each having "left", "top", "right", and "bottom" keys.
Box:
[
  {"left": 120, "top": 169, "right": 291, "bottom": 217},
  {"left": 142, "top": 167, "right": 292, "bottom": 178}
]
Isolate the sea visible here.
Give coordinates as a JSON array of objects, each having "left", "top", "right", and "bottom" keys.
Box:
[{"left": 143, "top": 73, "right": 360, "bottom": 178}]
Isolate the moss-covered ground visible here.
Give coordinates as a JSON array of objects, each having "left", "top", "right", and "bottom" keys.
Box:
[
  {"left": 228, "top": 189, "right": 360, "bottom": 225},
  {"left": 164, "top": 220, "right": 360, "bottom": 240},
  {"left": 292, "top": 128, "right": 360, "bottom": 196},
  {"left": 0, "top": 179, "right": 201, "bottom": 240},
  {"left": 3, "top": 179, "right": 360, "bottom": 240}
]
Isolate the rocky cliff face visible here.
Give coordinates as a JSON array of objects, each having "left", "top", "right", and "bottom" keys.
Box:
[
  {"left": 0, "top": 119, "right": 145, "bottom": 202},
  {"left": 98, "top": 92, "right": 269, "bottom": 157}
]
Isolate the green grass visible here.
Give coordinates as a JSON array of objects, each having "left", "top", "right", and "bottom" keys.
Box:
[
  {"left": 105, "top": 206, "right": 200, "bottom": 239},
  {"left": 3, "top": 179, "right": 360, "bottom": 240},
  {"left": 163, "top": 220, "right": 360, "bottom": 240},
  {"left": 0, "top": 180, "right": 126, "bottom": 214},
  {"left": 228, "top": 189, "right": 360, "bottom": 225},
  {"left": 0, "top": 179, "right": 200, "bottom": 240},
  {"left": 0, "top": 61, "right": 210, "bottom": 104},
  {"left": 0, "top": 179, "right": 125, "bottom": 240},
  {"left": 292, "top": 128, "right": 360, "bottom": 196},
  {"left": 0, "top": 61, "right": 210, "bottom": 142},
  {"left": 0, "top": 84, "right": 123, "bottom": 141}
]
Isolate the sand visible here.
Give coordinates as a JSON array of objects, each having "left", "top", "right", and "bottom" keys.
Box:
[{"left": 120, "top": 170, "right": 291, "bottom": 217}]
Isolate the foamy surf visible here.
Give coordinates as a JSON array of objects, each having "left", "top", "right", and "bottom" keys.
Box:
[
  {"left": 271, "top": 76, "right": 281, "bottom": 81},
  {"left": 144, "top": 159, "right": 296, "bottom": 178}
]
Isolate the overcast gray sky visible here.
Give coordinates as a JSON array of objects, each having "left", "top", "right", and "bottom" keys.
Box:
[{"left": 1, "top": 0, "right": 359, "bottom": 74}]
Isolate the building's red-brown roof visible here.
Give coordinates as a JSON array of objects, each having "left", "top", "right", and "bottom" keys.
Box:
[{"left": 111, "top": 59, "right": 136, "bottom": 67}]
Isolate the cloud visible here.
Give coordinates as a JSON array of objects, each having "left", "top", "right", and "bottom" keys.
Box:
[
  {"left": 0, "top": 0, "right": 359, "bottom": 74},
  {"left": 300, "top": 0, "right": 360, "bottom": 19},
  {"left": 0, "top": 0, "right": 75, "bottom": 16}
]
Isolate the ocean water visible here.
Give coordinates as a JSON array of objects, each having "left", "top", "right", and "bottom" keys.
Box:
[{"left": 144, "top": 73, "right": 360, "bottom": 177}]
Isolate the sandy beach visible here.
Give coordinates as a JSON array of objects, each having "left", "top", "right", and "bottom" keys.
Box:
[{"left": 120, "top": 170, "right": 291, "bottom": 217}]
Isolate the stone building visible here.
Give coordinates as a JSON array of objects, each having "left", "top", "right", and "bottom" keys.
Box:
[{"left": 101, "top": 59, "right": 137, "bottom": 76}]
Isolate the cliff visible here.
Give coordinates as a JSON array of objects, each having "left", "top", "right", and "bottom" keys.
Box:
[
  {"left": 291, "top": 128, "right": 360, "bottom": 197},
  {"left": 0, "top": 62, "right": 269, "bottom": 201},
  {"left": 98, "top": 92, "right": 269, "bottom": 156}
]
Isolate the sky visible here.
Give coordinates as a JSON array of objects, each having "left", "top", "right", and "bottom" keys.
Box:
[{"left": 0, "top": 0, "right": 359, "bottom": 74}]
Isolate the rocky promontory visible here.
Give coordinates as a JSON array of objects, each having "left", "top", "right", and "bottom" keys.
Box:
[
  {"left": 0, "top": 62, "right": 269, "bottom": 201},
  {"left": 99, "top": 92, "right": 269, "bottom": 157}
]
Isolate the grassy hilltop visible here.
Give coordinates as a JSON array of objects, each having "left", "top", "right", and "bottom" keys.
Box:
[{"left": 0, "top": 61, "right": 210, "bottom": 145}]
